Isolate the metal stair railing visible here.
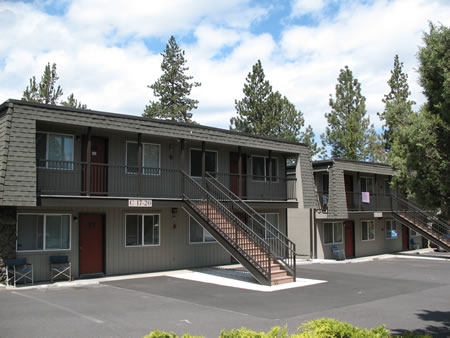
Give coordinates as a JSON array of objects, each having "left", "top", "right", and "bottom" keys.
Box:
[
  {"left": 181, "top": 171, "right": 273, "bottom": 285},
  {"left": 391, "top": 194, "right": 450, "bottom": 251},
  {"left": 204, "top": 173, "right": 296, "bottom": 278}
]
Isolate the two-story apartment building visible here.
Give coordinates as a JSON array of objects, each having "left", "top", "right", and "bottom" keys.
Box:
[
  {"left": 0, "top": 99, "right": 316, "bottom": 285},
  {"left": 310, "top": 159, "right": 425, "bottom": 259}
]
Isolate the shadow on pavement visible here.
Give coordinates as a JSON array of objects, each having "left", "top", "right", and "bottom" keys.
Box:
[{"left": 391, "top": 310, "right": 450, "bottom": 337}]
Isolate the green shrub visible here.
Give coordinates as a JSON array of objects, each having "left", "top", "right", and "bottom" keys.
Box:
[
  {"left": 219, "top": 326, "right": 288, "bottom": 338},
  {"left": 143, "top": 331, "right": 203, "bottom": 338},
  {"left": 295, "top": 318, "right": 390, "bottom": 338},
  {"left": 143, "top": 330, "right": 178, "bottom": 338}
]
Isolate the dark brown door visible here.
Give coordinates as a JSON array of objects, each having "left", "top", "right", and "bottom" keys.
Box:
[
  {"left": 230, "top": 152, "right": 247, "bottom": 198},
  {"left": 402, "top": 225, "right": 410, "bottom": 250},
  {"left": 344, "top": 175, "right": 354, "bottom": 209},
  {"left": 79, "top": 214, "right": 105, "bottom": 276},
  {"left": 344, "top": 221, "right": 355, "bottom": 258},
  {"left": 82, "top": 137, "right": 108, "bottom": 195}
]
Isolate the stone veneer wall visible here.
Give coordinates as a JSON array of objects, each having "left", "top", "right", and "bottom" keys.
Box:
[{"left": 0, "top": 207, "right": 17, "bottom": 284}]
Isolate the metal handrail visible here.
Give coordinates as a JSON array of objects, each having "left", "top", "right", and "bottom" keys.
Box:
[
  {"left": 181, "top": 171, "right": 272, "bottom": 282},
  {"left": 392, "top": 194, "right": 449, "bottom": 240},
  {"left": 204, "top": 173, "right": 296, "bottom": 278}
]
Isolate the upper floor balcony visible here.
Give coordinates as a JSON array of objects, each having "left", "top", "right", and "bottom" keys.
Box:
[
  {"left": 37, "top": 160, "right": 297, "bottom": 202},
  {"left": 316, "top": 190, "right": 394, "bottom": 214}
]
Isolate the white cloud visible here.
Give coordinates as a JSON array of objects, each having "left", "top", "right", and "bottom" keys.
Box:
[
  {"left": 0, "top": 0, "right": 449, "bottom": 147},
  {"left": 291, "top": 0, "right": 326, "bottom": 16}
]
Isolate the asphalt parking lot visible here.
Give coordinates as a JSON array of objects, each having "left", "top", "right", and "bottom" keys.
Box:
[{"left": 0, "top": 252, "right": 449, "bottom": 338}]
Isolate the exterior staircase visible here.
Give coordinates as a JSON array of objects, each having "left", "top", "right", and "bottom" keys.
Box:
[
  {"left": 392, "top": 195, "right": 450, "bottom": 252},
  {"left": 181, "top": 172, "right": 296, "bottom": 286}
]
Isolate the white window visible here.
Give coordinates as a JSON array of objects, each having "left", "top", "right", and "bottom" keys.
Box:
[
  {"left": 126, "top": 142, "right": 160, "bottom": 175},
  {"left": 189, "top": 217, "right": 216, "bottom": 243},
  {"left": 362, "top": 220, "right": 375, "bottom": 241},
  {"left": 36, "top": 133, "right": 74, "bottom": 169},
  {"left": 17, "top": 214, "right": 71, "bottom": 251},
  {"left": 190, "top": 149, "right": 217, "bottom": 177},
  {"left": 361, "top": 177, "right": 373, "bottom": 193},
  {"left": 125, "top": 214, "right": 160, "bottom": 246},
  {"left": 252, "top": 213, "right": 279, "bottom": 239},
  {"left": 252, "top": 156, "right": 278, "bottom": 181},
  {"left": 385, "top": 220, "right": 398, "bottom": 239},
  {"left": 324, "top": 222, "right": 343, "bottom": 244}
]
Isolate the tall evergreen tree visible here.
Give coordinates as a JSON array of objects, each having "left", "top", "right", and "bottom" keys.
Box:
[
  {"left": 22, "top": 62, "right": 86, "bottom": 108},
  {"left": 378, "top": 55, "right": 415, "bottom": 152},
  {"left": 230, "top": 60, "right": 273, "bottom": 134},
  {"left": 143, "top": 36, "right": 201, "bottom": 123},
  {"left": 321, "top": 66, "right": 382, "bottom": 161},
  {"left": 230, "top": 60, "right": 307, "bottom": 144},
  {"left": 390, "top": 22, "right": 450, "bottom": 218},
  {"left": 23, "top": 62, "right": 63, "bottom": 104}
]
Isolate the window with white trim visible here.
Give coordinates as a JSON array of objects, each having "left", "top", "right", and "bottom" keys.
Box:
[
  {"left": 36, "top": 133, "right": 74, "bottom": 169},
  {"left": 190, "top": 149, "right": 217, "bottom": 177},
  {"left": 125, "top": 214, "right": 160, "bottom": 246},
  {"left": 252, "top": 156, "right": 277, "bottom": 181},
  {"left": 17, "top": 214, "right": 71, "bottom": 251},
  {"left": 385, "top": 220, "right": 398, "bottom": 239},
  {"left": 361, "top": 177, "right": 373, "bottom": 193},
  {"left": 126, "top": 141, "right": 160, "bottom": 175},
  {"left": 362, "top": 220, "right": 375, "bottom": 241},
  {"left": 324, "top": 222, "right": 343, "bottom": 244},
  {"left": 251, "top": 213, "right": 280, "bottom": 239},
  {"left": 189, "top": 217, "right": 216, "bottom": 243}
]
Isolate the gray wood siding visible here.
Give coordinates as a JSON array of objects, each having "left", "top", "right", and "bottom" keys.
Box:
[
  {"left": 298, "top": 149, "right": 317, "bottom": 208},
  {"left": 2, "top": 101, "right": 314, "bottom": 205},
  {"left": 18, "top": 102, "right": 307, "bottom": 154},
  {"left": 335, "top": 159, "right": 393, "bottom": 176},
  {"left": 327, "top": 167, "right": 348, "bottom": 219},
  {"left": 2, "top": 108, "right": 36, "bottom": 206},
  {"left": 17, "top": 205, "right": 231, "bottom": 281},
  {"left": 16, "top": 204, "right": 291, "bottom": 282},
  {"left": 0, "top": 108, "right": 12, "bottom": 201}
]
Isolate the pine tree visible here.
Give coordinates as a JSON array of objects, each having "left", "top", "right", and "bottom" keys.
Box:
[
  {"left": 390, "top": 22, "right": 450, "bottom": 218},
  {"left": 23, "top": 62, "right": 63, "bottom": 104},
  {"left": 230, "top": 60, "right": 272, "bottom": 134},
  {"left": 61, "top": 93, "right": 87, "bottom": 109},
  {"left": 22, "top": 62, "right": 86, "bottom": 108},
  {"left": 321, "top": 66, "right": 382, "bottom": 161},
  {"left": 230, "top": 60, "right": 306, "bottom": 143},
  {"left": 143, "top": 36, "right": 201, "bottom": 123},
  {"left": 378, "top": 55, "right": 415, "bottom": 152}
]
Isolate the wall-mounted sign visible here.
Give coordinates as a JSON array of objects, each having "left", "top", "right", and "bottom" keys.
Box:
[
  {"left": 374, "top": 212, "right": 383, "bottom": 218},
  {"left": 128, "top": 199, "right": 153, "bottom": 207}
]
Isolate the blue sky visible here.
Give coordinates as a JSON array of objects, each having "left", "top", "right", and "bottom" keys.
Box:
[{"left": 0, "top": 0, "right": 449, "bottom": 148}]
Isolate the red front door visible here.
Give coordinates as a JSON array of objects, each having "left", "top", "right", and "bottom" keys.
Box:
[
  {"left": 82, "top": 137, "right": 108, "bottom": 195},
  {"left": 402, "top": 225, "right": 410, "bottom": 250},
  {"left": 344, "top": 175, "right": 354, "bottom": 209},
  {"left": 344, "top": 221, "right": 355, "bottom": 258},
  {"left": 79, "top": 214, "right": 104, "bottom": 276},
  {"left": 230, "top": 152, "right": 247, "bottom": 198}
]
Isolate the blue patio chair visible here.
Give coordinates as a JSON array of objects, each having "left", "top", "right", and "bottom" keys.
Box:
[
  {"left": 6, "top": 257, "right": 33, "bottom": 287},
  {"left": 50, "top": 255, "right": 71, "bottom": 282},
  {"left": 331, "top": 246, "right": 346, "bottom": 261}
]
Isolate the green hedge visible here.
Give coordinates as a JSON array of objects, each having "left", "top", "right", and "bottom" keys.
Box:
[{"left": 143, "top": 318, "right": 432, "bottom": 338}]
